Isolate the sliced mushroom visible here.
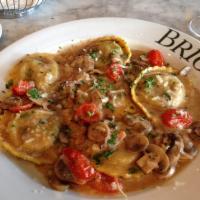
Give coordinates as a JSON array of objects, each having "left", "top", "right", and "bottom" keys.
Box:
[
  {"left": 136, "top": 144, "right": 170, "bottom": 174},
  {"left": 59, "top": 125, "right": 72, "bottom": 144},
  {"left": 124, "top": 114, "right": 152, "bottom": 134},
  {"left": 181, "top": 133, "right": 198, "bottom": 159},
  {"left": 54, "top": 156, "right": 74, "bottom": 183},
  {"left": 190, "top": 121, "right": 200, "bottom": 139},
  {"left": 88, "top": 122, "right": 111, "bottom": 144},
  {"left": 125, "top": 134, "right": 149, "bottom": 152},
  {"left": 162, "top": 133, "right": 184, "bottom": 166}
]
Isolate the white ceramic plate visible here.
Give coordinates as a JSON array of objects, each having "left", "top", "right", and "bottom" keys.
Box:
[{"left": 0, "top": 18, "right": 200, "bottom": 200}]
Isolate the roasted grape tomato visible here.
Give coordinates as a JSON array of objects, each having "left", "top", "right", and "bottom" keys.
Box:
[
  {"left": 63, "top": 147, "right": 96, "bottom": 184},
  {"left": 9, "top": 102, "right": 34, "bottom": 113},
  {"left": 147, "top": 49, "right": 164, "bottom": 66},
  {"left": 89, "top": 172, "right": 122, "bottom": 193},
  {"left": 161, "top": 109, "right": 192, "bottom": 129},
  {"left": 106, "top": 63, "right": 124, "bottom": 81},
  {"left": 76, "top": 103, "right": 100, "bottom": 123},
  {"left": 12, "top": 80, "right": 35, "bottom": 96}
]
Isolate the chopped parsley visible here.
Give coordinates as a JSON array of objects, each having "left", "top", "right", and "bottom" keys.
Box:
[
  {"left": 87, "top": 111, "right": 94, "bottom": 117},
  {"left": 108, "top": 121, "right": 116, "bottom": 128},
  {"left": 103, "top": 151, "right": 113, "bottom": 158},
  {"left": 94, "top": 77, "right": 114, "bottom": 94},
  {"left": 144, "top": 77, "right": 156, "bottom": 89},
  {"left": 89, "top": 51, "right": 99, "bottom": 60},
  {"left": 93, "top": 150, "right": 114, "bottom": 165},
  {"left": 147, "top": 132, "right": 156, "bottom": 140},
  {"left": 128, "top": 166, "right": 141, "bottom": 174},
  {"left": 28, "top": 88, "right": 41, "bottom": 99},
  {"left": 104, "top": 102, "right": 114, "bottom": 112},
  {"left": 48, "top": 99, "right": 55, "bottom": 104},
  {"left": 163, "top": 91, "right": 171, "bottom": 101},
  {"left": 107, "top": 130, "right": 118, "bottom": 145},
  {"left": 5, "top": 79, "right": 13, "bottom": 89}
]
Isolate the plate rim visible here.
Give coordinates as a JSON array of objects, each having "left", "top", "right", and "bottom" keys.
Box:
[{"left": 1, "top": 17, "right": 200, "bottom": 54}]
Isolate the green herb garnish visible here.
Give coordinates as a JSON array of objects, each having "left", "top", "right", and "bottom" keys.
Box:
[
  {"left": 107, "top": 131, "right": 118, "bottom": 145},
  {"left": 28, "top": 88, "right": 41, "bottom": 99},
  {"left": 144, "top": 77, "right": 156, "bottom": 89},
  {"left": 104, "top": 102, "right": 114, "bottom": 112},
  {"left": 147, "top": 132, "right": 155, "bottom": 140},
  {"left": 102, "top": 151, "right": 113, "bottom": 158},
  {"left": 87, "top": 111, "right": 94, "bottom": 117},
  {"left": 5, "top": 79, "right": 13, "bottom": 89},
  {"left": 93, "top": 150, "right": 113, "bottom": 165},
  {"left": 108, "top": 121, "right": 116, "bottom": 128},
  {"left": 48, "top": 99, "right": 55, "bottom": 104},
  {"left": 94, "top": 77, "right": 114, "bottom": 94},
  {"left": 89, "top": 51, "right": 98, "bottom": 60},
  {"left": 128, "top": 166, "right": 141, "bottom": 174}
]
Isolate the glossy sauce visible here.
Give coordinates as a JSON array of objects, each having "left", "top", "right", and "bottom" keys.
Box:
[{"left": 1, "top": 38, "right": 200, "bottom": 196}]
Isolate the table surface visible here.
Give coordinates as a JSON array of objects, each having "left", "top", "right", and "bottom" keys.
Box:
[{"left": 0, "top": 0, "right": 199, "bottom": 50}]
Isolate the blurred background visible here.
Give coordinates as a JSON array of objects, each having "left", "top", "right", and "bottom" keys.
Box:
[{"left": 0, "top": 0, "right": 199, "bottom": 50}]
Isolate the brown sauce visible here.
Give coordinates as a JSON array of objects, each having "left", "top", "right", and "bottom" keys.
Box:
[{"left": 0, "top": 36, "right": 200, "bottom": 196}]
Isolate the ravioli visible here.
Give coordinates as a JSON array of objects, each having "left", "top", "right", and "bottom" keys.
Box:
[
  {"left": 142, "top": 74, "right": 186, "bottom": 108},
  {"left": 131, "top": 66, "right": 176, "bottom": 119},
  {"left": 96, "top": 145, "right": 139, "bottom": 178},
  {"left": 84, "top": 36, "right": 131, "bottom": 68},
  {"left": 8, "top": 53, "right": 60, "bottom": 92},
  {"left": 0, "top": 109, "right": 60, "bottom": 164}
]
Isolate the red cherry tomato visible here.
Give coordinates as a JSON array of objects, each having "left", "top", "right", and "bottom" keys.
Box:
[
  {"left": 12, "top": 80, "right": 35, "bottom": 96},
  {"left": 76, "top": 103, "right": 100, "bottom": 123},
  {"left": 161, "top": 109, "right": 192, "bottom": 129},
  {"left": 106, "top": 63, "right": 124, "bottom": 81},
  {"left": 63, "top": 147, "right": 96, "bottom": 184},
  {"left": 89, "top": 172, "right": 122, "bottom": 193},
  {"left": 147, "top": 49, "right": 164, "bottom": 66},
  {"left": 9, "top": 102, "right": 34, "bottom": 113}
]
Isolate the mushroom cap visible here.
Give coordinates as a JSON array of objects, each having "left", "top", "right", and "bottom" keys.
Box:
[
  {"left": 54, "top": 157, "right": 74, "bottom": 183},
  {"left": 147, "top": 144, "right": 170, "bottom": 173},
  {"left": 88, "top": 122, "right": 110, "bottom": 144},
  {"left": 125, "top": 134, "right": 149, "bottom": 152},
  {"left": 124, "top": 114, "right": 152, "bottom": 134},
  {"left": 137, "top": 144, "right": 170, "bottom": 174},
  {"left": 191, "top": 121, "right": 200, "bottom": 138}
]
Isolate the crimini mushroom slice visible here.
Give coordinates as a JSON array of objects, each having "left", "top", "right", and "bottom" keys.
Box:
[
  {"left": 88, "top": 122, "right": 111, "bottom": 144},
  {"left": 54, "top": 156, "right": 74, "bottom": 183},
  {"left": 136, "top": 144, "right": 170, "bottom": 174},
  {"left": 162, "top": 133, "right": 184, "bottom": 166},
  {"left": 124, "top": 114, "right": 152, "bottom": 134},
  {"left": 181, "top": 133, "right": 198, "bottom": 159},
  {"left": 125, "top": 134, "right": 149, "bottom": 152},
  {"left": 190, "top": 121, "right": 200, "bottom": 139}
]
